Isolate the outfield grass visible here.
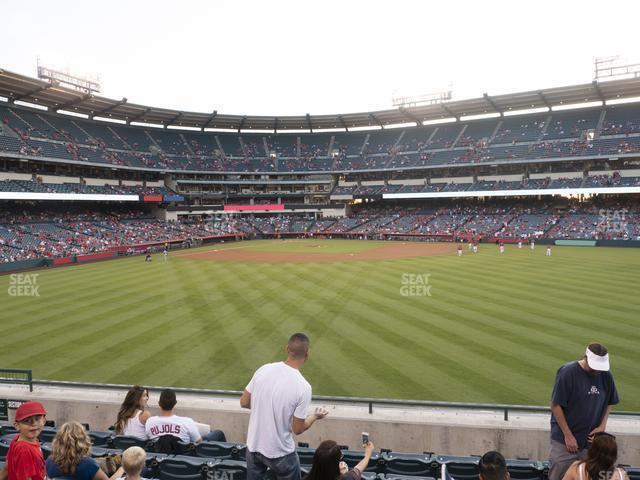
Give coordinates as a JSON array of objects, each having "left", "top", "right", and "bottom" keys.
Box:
[{"left": 1, "top": 240, "right": 638, "bottom": 410}]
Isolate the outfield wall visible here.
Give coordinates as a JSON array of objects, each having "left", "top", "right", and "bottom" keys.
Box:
[{"left": 1, "top": 384, "right": 639, "bottom": 465}]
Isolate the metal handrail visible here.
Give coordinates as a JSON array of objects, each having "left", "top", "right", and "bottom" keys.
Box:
[
  {"left": 29, "top": 379, "right": 640, "bottom": 421},
  {"left": 0, "top": 368, "right": 33, "bottom": 392}
]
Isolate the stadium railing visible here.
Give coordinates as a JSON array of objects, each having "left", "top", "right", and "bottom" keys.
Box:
[
  {"left": 0, "top": 368, "right": 33, "bottom": 392},
  {"left": 28, "top": 379, "right": 640, "bottom": 421}
]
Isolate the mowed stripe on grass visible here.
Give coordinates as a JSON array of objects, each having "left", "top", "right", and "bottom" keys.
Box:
[{"left": 1, "top": 241, "right": 638, "bottom": 410}]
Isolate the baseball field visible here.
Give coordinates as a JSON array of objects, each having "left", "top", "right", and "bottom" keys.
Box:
[{"left": 1, "top": 239, "right": 638, "bottom": 410}]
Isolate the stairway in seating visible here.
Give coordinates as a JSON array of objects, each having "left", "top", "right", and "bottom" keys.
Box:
[
  {"left": 179, "top": 133, "right": 195, "bottom": 155},
  {"left": 594, "top": 109, "right": 607, "bottom": 139},
  {"left": 0, "top": 120, "right": 19, "bottom": 138},
  {"left": 70, "top": 120, "right": 95, "bottom": 143},
  {"left": 108, "top": 126, "right": 131, "bottom": 149}
]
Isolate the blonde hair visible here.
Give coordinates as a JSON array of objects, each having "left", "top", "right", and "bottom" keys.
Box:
[
  {"left": 122, "top": 446, "right": 146, "bottom": 475},
  {"left": 51, "top": 421, "right": 92, "bottom": 474}
]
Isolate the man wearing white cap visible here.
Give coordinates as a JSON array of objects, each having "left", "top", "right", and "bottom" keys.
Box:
[{"left": 548, "top": 343, "right": 619, "bottom": 480}]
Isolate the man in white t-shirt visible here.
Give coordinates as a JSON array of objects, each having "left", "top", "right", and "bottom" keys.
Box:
[
  {"left": 240, "top": 333, "right": 328, "bottom": 480},
  {"left": 145, "top": 389, "right": 225, "bottom": 451}
]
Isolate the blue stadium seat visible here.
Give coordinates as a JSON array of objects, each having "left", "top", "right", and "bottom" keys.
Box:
[
  {"left": 38, "top": 426, "right": 58, "bottom": 443},
  {"left": 196, "top": 441, "right": 246, "bottom": 460},
  {"left": 159, "top": 455, "right": 216, "bottom": 480},
  {"left": 112, "top": 435, "right": 149, "bottom": 450},
  {"left": 380, "top": 452, "right": 434, "bottom": 477},
  {"left": 89, "top": 431, "right": 114, "bottom": 447},
  {"left": 506, "top": 459, "right": 545, "bottom": 480},
  {"left": 0, "top": 425, "right": 17, "bottom": 436}
]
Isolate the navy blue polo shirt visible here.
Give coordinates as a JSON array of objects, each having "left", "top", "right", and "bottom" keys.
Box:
[{"left": 550, "top": 361, "right": 619, "bottom": 449}]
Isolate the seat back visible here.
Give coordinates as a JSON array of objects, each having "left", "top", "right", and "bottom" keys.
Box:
[
  {"left": 159, "top": 456, "right": 215, "bottom": 480},
  {"left": 382, "top": 453, "right": 434, "bottom": 477},
  {"left": 112, "top": 435, "right": 149, "bottom": 451},
  {"left": 196, "top": 442, "right": 244, "bottom": 460}
]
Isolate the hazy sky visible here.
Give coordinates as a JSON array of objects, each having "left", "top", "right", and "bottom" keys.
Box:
[{"left": 2, "top": 0, "right": 639, "bottom": 116}]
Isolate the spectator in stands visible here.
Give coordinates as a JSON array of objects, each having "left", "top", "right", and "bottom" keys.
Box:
[
  {"left": 561, "top": 432, "right": 628, "bottom": 480},
  {"left": 114, "top": 386, "right": 150, "bottom": 439},
  {"left": 241, "top": 332, "right": 329, "bottom": 480},
  {"left": 145, "top": 389, "right": 226, "bottom": 451},
  {"left": 0, "top": 402, "right": 47, "bottom": 480},
  {"left": 46, "top": 421, "right": 124, "bottom": 480},
  {"left": 117, "top": 447, "right": 148, "bottom": 480},
  {"left": 549, "top": 344, "right": 619, "bottom": 480},
  {"left": 479, "top": 451, "right": 510, "bottom": 480},
  {"left": 303, "top": 439, "right": 375, "bottom": 480}
]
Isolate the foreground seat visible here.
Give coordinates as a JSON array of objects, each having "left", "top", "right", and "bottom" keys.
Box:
[
  {"left": 381, "top": 452, "right": 434, "bottom": 477},
  {"left": 196, "top": 441, "right": 246, "bottom": 460},
  {"left": 434, "top": 455, "right": 480, "bottom": 480}
]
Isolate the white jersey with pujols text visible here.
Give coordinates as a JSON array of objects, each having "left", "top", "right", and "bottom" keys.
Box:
[{"left": 145, "top": 414, "right": 201, "bottom": 443}]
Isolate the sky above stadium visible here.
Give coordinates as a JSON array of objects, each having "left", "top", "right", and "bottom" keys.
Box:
[{"left": 2, "top": 0, "right": 639, "bottom": 117}]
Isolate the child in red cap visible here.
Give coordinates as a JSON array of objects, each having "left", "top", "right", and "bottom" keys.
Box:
[{"left": 0, "top": 401, "right": 47, "bottom": 480}]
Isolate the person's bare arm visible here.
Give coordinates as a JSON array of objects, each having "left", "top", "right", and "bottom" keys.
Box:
[
  {"left": 240, "top": 390, "right": 251, "bottom": 409},
  {"left": 354, "top": 442, "right": 375, "bottom": 473},
  {"left": 291, "top": 407, "right": 329, "bottom": 435},
  {"left": 139, "top": 409, "right": 151, "bottom": 424},
  {"left": 550, "top": 402, "right": 578, "bottom": 453},
  {"left": 0, "top": 464, "right": 8, "bottom": 480}
]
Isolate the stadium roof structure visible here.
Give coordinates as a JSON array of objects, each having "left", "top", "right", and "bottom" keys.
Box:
[{"left": 2, "top": 67, "right": 640, "bottom": 132}]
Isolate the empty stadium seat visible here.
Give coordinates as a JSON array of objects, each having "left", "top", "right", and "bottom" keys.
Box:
[
  {"left": 0, "top": 425, "right": 17, "bottom": 436},
  {"left": 38, "top": 426, "right": 58, "bottom": 443},
  {"left": 89, "top": 431, "right": 114, "bottom": 447},
  {"left": 506, "top": 459, "right": 545, "bottom": 480},
  {"left": 112, "top": 435, "right": 149, "bottom": 450},
  {"left": 159, "top": 455, "right": 216, "bottom": 480},
  {"left": 196, "top": 441, "right": 246, "bottom": 460},
  {"left": 381, "top": 452, "right": 434, "bottom": 477}
]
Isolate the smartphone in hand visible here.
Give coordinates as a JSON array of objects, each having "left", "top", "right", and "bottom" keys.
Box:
[{"left": 362, "top": 432, "right": 369, "bottom": 444}]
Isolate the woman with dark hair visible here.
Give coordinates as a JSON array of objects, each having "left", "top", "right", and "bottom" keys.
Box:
[
  {"left": 562, "top": 433, "right": 629, "bottom": 480},
  {"left": 46, "top": 421, "right": 124, "bottom": 480},
  {"left": 114, "top": 386, "right": 150, "bottom": 439},
  {"left": 304, "top": 440, "right": 374, "bottom": 480}
]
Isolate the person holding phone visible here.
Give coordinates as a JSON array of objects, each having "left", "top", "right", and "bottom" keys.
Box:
[{"left": 304, "top": 439, "right": 375, "bottom": 480}]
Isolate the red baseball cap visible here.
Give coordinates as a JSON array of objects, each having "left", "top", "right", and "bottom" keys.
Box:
[{"left": 15, "top": 402, "right": 46, "bottom": 422}]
